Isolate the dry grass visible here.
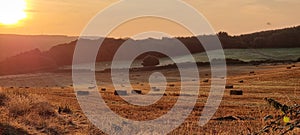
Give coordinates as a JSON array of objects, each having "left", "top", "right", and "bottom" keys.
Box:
[
  {"left": 0, "top": 63, "right": 299, "bottom": 134},
  {"left": 0, "top": 87, "right": 107, "bottom": 135},
  {"left": 0, "top": 92, "right": 7, "bottom": 106},
  {"left": 0, "top": 89, "right": 99, "bottom": 134}
]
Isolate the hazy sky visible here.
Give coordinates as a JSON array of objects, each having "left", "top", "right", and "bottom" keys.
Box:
[{"left": 0, "top": 0, "right": 299, "bottom": 37}]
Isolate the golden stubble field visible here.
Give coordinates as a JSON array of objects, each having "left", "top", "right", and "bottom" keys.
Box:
[{"left": 0, "top": 62, "right": 299, "bottom": 134}]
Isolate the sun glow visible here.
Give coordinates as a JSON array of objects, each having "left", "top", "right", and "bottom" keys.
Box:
[{"left": 0, "top": 0, "right": 27, "bottom": 25}]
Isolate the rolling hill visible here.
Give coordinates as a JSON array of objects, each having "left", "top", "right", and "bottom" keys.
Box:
[{"left": 0, "top": 25, "right": 299, "bottom": 75}]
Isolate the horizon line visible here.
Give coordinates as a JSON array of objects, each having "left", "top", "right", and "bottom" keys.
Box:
[{"left": 0, "top": 25, "right": 298, "bottom": 40}]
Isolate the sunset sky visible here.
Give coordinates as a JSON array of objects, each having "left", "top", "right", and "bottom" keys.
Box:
[{"left": 0, "top": 0, "right": 299, "bottom": 37}]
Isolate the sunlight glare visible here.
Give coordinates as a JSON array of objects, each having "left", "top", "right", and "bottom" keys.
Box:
[{"left": 0, "top": 0, "right": 27, "bottom": 25}]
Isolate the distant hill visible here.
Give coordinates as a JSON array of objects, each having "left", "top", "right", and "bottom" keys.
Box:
[
  {"left": 0, "top": 34, "right": 77, "bottom": 61},
  {"left": 0, "top": 26, "right": 299, "bottom": 75},
  {"left": 46, "top": 25, "right": 300, "bottom": 66},
  {"left": 0, "top": 49, "right": 58, "bottom": 75},
  {"left": 218, "top": 25, "right": 300, "bottom": 48}
]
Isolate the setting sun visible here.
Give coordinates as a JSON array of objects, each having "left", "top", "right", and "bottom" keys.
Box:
[{"left": 0, "top": 0, "right": 27, "bottom": 25}]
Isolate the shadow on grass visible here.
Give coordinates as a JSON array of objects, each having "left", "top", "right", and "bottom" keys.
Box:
[{"left": 0, "top": 123, "right": 29, "bottom": 135}]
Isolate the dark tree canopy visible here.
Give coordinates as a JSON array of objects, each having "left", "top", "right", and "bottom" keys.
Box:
[{"left": 141, "top": 55, "right": 160, "bottom": 67}]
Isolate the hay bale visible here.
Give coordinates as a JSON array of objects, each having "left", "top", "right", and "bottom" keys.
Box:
[
  {"left": 203, "top": 79, "right": 209, "bottom": 83},
  {"left": 114, "top": 90, "right": 127, "bottom": 96},
  {"left": 154, "top": 88, "right": 160, "bottom": 91},
  {"left": 225, "top": 85, "right": 234, "bottom": 89},
  {"left": 152, "top": 87, "right": 160, "bottom": 91},
  {"left": 230, "top": 90, "right": 243, "bottom": 95},
  {"left": 77, "top": 91, "right": 89, "bottom": 95},
  {"left": 169, "top": 84, "right": 175, "bottom": 87},
  {"left": 88, "top": 86, "right": 96, "bottom": 89},
  {"left": 131, "top": 90, "right": 142, "bottom": 94}
]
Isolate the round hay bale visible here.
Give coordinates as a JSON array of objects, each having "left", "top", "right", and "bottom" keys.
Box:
[
  {"left": 169, "top": 84, "right": 175, "bottom": 87},
  {"left": 88, "top": 86, "right": 96, "bottom": 89},
  {"left": 131, "top": 90, "right": 142, "bottom": 94},
  {"left": 77, "top": 91, "right": 89, "bottom": 96},
  {"left": 151, "top": 87, "right": 160, "bottom": 91},
  {"left": 230, "top": 90, "right": 243, "bottom": 95},
  {"left": 114, "top": 90, "right": 127, "bottom": 96},
  {"left": 225, "top": 85, "right": 234, "bottom": 89},
  {"left": 153, "top": 88, "right": 160, "bottom": 91}
]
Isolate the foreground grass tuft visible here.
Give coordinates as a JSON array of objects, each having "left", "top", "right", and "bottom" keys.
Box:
[
  {"left": 253, "top": 98, "right": 300, "bottom": 134},
  {"left": 0, "top": 89, "right": 69, "bottom": 134}
]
